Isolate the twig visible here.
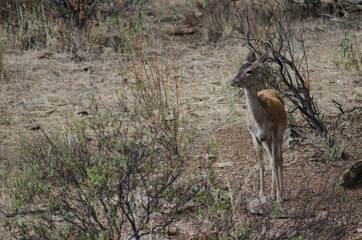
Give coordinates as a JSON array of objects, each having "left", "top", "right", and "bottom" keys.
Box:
[
  {"left": 332, "top": 100, "right": 345, "bottom": 115},
  {"left": 320, "top": 14, "right": 345, "bottom": 23},
  {"left": 0, "top": 208, "right": 47, "bottom": 218},
  {"left": 0, "top": 7, "right": 18, "bottom": 15},
  {"left": 289, "top": 127, "right": 325, "bottom": 151},
  {"left": 288, "top": 124, "right": 309, "bottom": 128},
  {"left": 332, "top": 100, "right": 362, "bottom": 116},
  {"left": 288, "top": 106, "right": 299, "bottom": 114},
  {"left": 340, "top": 0, "right": 362, "bottom": 6}
]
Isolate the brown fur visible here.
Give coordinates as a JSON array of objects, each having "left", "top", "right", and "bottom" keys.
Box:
[{"left": 256, "top": 89, "right": 287, "bottom": 125}]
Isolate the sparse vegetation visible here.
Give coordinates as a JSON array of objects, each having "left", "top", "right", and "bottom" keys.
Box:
[
  {"left": 338, "top": 5, "right": 361, "bottom": 75},
  {"left": 0, "top": 40, "right": 6, "bottom": 81},
  {"left": 0, "top": 0, "right": 361, "bottom": 239},
  {"left": 0, "top": 0, "right": 128, "bottom": 51},
  {"left": 0, "top": 104, "right": 13, "bottom": 126},
  {"left": 1, "top": 3, "right": 196, "bottom": 239}
]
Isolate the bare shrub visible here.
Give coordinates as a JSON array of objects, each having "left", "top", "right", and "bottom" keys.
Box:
[
  {"left": 2, "top": 121, "right": 193, "bottom": 239},
  {"left": 0, "top": 4, "right": 195, "bottom": 239}
]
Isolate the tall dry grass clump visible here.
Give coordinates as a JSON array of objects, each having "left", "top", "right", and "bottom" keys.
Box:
[
  {"left": 0, "top": 0, "right": 127, "bottom": 51},
  {"left": 0, "top": 40, "right": 7, "bottom": 81}
]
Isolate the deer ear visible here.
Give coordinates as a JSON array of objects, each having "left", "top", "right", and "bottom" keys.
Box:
[
  {"left": 244, "top": 50, "right": 257, "bottom": 63},
  {"left": 257, "top": 51, "right": 269, "bottom": 64}
]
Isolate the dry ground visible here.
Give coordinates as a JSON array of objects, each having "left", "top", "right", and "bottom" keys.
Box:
[{"left": 0, "top": 2, "right": 361, "bottom": 239}]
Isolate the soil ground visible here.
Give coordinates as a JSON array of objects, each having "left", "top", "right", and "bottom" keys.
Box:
[{"left": 0, "top": 2, "right": 361, "bottom": 239}]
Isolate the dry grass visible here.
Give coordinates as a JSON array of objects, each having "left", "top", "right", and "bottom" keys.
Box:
[
  {"left": 0, "top": 1, "right": 361, "bottom": 239},
  {"left": 0, "top": 40, "right": 7, "bottom": 81}
]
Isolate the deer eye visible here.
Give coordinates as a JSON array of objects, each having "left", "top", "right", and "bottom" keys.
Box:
[{"left": 246, "top": 70, "right": 252, "bottom": 75}]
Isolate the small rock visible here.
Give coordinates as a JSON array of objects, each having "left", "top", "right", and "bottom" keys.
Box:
[
  {"left": 26, "top": 124, "right": 40, "bottom": 130},
  {"left": 340, "top": 159, "right": 362, "bottom": 189},
  {"left": 140, "top": 195, "right": 153, "bottom": 205},
  {"left": 216, "top": 97, "right": 226, "bottom": 103},
  {"left": 191, "top": 184, "right": 200, "bottom": 193},
  {"left": 247, "top": 198, "right": 269, "bottom": 215},
  {"left": 247, "top": 198, "right": 292, "bottom": 218},
  {"left": 82, "top": 66, "right": 93, "bottom": 72},
  {"left": 37, "top": 50, "right": 53, "bottom": 59},
  {"left": 189, "top": 112, "right": 198, "bottom": 118},
  {"left": 165, "top": 111, "right": 178, "bottom": 121},
  {"left": 213, "top": 162, "right": 233, "bottom": 168},
  {"left": 202, "top": 154, "right": 216, "bottom": 160},
  {"left": 169, "top": 26, "right": 195, "bottom": 36},
  {"left": 167, "top": 227, "right": 178, "bottom": 236},
  {"left": 317, "top": 211, "right": 327, "bottom": 219},
  {"left": 77, "top": 111, "right": 88, "bottom": 116},
  {"left": 71, "top": 66, "right": 93, "bottom": 73},
  {"left": 194, "top": 10, "right": 203, "bottom": 18}
]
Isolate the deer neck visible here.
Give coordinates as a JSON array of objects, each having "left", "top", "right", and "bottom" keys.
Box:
[{"left": 244, "top": 86, "right": 265, "bottom": 122}]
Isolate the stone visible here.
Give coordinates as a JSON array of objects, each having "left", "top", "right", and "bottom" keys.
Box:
[
  {"left": 37, "top": 50, "right": 53, "bottom": 59},
  {"left": 26, "top": 124, "right": 41, "bottom": 130},
  {"left": 340, "top": 160, "right": 362, "bottom": 189},
  {"left": 202, "top": 154, "right": 216, "bottom": 160},
  {"left": 213, "top": 162, "right": 234, "bottom": 168},
  {"left": 246, "top": 198, "right": 293, "bottom": 218}
]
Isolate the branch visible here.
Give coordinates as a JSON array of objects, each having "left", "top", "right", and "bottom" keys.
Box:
[{"left": 0, "top": 208, "right": 47, "bottom": 218}]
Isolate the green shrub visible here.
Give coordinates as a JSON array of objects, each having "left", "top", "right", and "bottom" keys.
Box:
[{"left": 338, "top": 5, "right": 361, "bottom": 75}]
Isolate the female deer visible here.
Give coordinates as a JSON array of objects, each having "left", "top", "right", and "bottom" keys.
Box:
[{"left": 230, "top": 50, "right": 287, "bottom": 203}]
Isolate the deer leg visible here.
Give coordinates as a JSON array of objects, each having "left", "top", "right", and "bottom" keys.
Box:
[
  {"left": 272, "top": 139, "right": 283, "bottom": 203},
  {"left": 262, "top": 141, "right": 276, "bottom": 200},
  {"left": 252, "top": 136, "right": 264, "bottom": 199},
  {"left": 278, "top": 161, "right": 284, "bottom": 200},
  {"left": 277, "top": 140, "right": 284, "bottom": 199}
]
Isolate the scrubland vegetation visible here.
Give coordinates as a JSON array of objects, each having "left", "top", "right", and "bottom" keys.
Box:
[{"left": 0, "top": 0, "right": 361, "bottom": 239}]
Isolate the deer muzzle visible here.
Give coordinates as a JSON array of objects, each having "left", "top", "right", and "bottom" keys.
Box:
[{"left": 230, "top": 78, "right": 238, "bottom": 87}]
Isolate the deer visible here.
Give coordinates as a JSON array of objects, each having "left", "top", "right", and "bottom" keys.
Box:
[{"left": 230, "top": 50, "right": 287, "bottom": 203}]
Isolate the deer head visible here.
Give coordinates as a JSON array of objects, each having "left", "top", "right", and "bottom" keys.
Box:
[{"left": 230, "top": 50, "right": 269, "bottom": 88}]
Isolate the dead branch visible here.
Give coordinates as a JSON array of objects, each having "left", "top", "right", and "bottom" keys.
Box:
[
  {"left": 332, "top": 100, "right": 362, "bottom": 116},
  {"left": 289, "top": 127, "right": 325, "bottom": 151},
  {"left": 332, "top": 100, "right": 345, "bottom": 115},
  {"left": 0, "top": 208, "right": 47, "bottom": 218}
]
